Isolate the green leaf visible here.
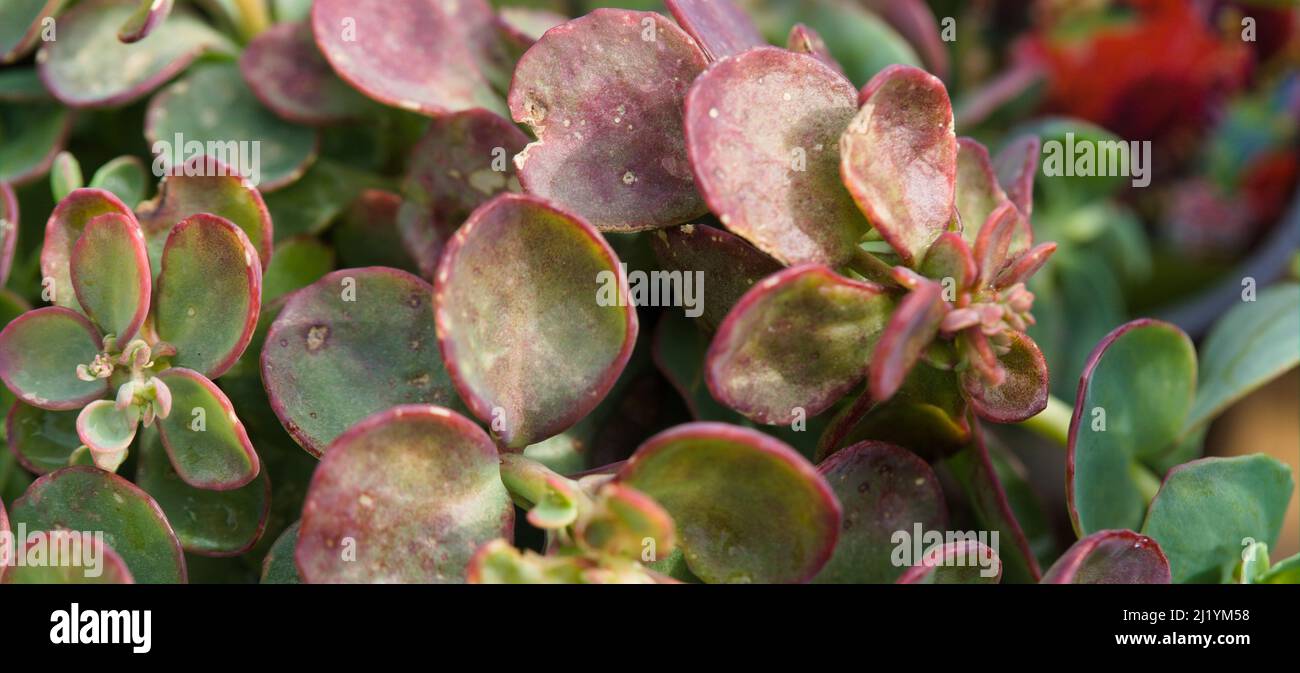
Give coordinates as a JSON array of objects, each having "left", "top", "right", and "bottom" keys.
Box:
[
  {"left": 0, "top": 307, "right": 107, "bottom": 410},
  {"left": 75, "top": 399, "right": 137, "bottom": 457},
  {"left": 262, "top": 236, "right": 334, "bottom": 305},
  {"left": 262, "top": 267, "right": 462, "bottom": 456},
  {"left": 9, "top": 466, "right": 186, "bottom": 583},
  {"left": 649, "top": 223, "right": 783, "bottom": 333},
  {"left": 617, "top": 422, "right": 840, "bottom": 583},
  {"left": 154, "top": 368, "right": 259, "bottom": 490},
  {"left": 146, "top": 63, "right": 318, "bottom": 191},
  {"left": 38, "top": 0, "right": 234, "bottom": 107},
  {"left": 40, "top": 188, "right": 136, "bottom": 310},
  {"left": 295, "top": 405, "right": 514, "bottom": 583},
  {"left": 1258, "top": 553, "right": 1300, "bottom": 584},
  {"left": 260, "top": 520, "right": 301, "bottom": 584},
  {"left": 70, "top": 212, "right": 151, "bottom": 342},
  {"left": 265, "top": 159, "right": 388, "bottom": 241},
  {"left": 332, "top": 190, "right": 419, "bottom": 273},
  {"left": 435, "top": 194, "right": 638, "bottom": 448},
  {"left": 5, "top": 403, "right": 80, "bottom": 474},
  {"left": 1, "top": 531, "right": 134, "bottom": 584},
  {"left": 1142, "top": 455, "right": 1294, "bottom": 583},
  {"left": 895, "top": 540, "right": 1001, "bottom": 584},
  {"left": 88, "top": 156, "right": 149, "bottom": 207},
  {"left": 50, "top": 151, "right": 84, "bottom": 202},
  {"left": 153, "top": 214, "right": 262, "bottom": 379},
  {"left": 1068, "top": 320, "right": 1196, "bottom": 536},
  {"left": 1, "top": 1, "right": 70, "bottom": 64},
  {"left": 1184, "top": 283, "right": 1300, "bottom": 432},
  {"left": 136, "top": 426, "right": 268, "bottom": 555},
  {"left": 745, "top": 0, "right": 920, "bottom": 86},
  {"left": 0, "top": 100, "right": 71, "bottom": 185},
  {"left": 118, "top": 0, "right": 173, "bottom": 43},
  {"left": 240, "top": 21, "right": 376, "bottom": 125}
]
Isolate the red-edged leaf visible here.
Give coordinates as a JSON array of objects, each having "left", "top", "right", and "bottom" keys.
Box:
[
  {"left": 1041, "top": 530, "right": 1171, "bottom": 584},
  {"left": 869, "top": 280, "right": 945, "bottom": 402},
  {"left": 154, "top": 367, "right": 259, "bottom": 490},
  {"left": 994, "top": 242, "right": 1057, "bottom": 289},
  {"left": 41, "top": 188, "right": 136, "bottom": 310},
  {"left": 684, "top": 47, "right": 868, "bottom": 266},
  {"left": 994, "top": 134, "right": 1040, "bottom": 218},
  {"left": 648, "top": 223, "right": 783, "bottom": 333},
  {"left": 239, "top": 21, "right": 374, "bottom": 125},
  {"left": 508, "top": 9, "right": 708, "bottom": 232},
  {"left": 70, "top": 212, "right": 151, "bottom": 342},
  {"left": 920, "top": 231, "right": 978, "bottom": 290},
  {"left": 786, "top": 23, "right": 845, "bottom": 76},
  {"left": 973, "top": 201, "right": 1019, "bottom": 286},
  {"left": 0, "top": 307, "right": 106, "bottom": 410},
  {"left": 895, "top": 540, "right": 1001, "bottom": 584},
  {"left": 118, "top": 0, "right": 173, "bottom": 43},
  {"left": 962, "top": 331, "right": 1049, "bottom": 423},
  {"left": 1, "top": 531, "right": 135, "bottom": 584},
  {"left": 665, "top": 0, "right": 766, "bottom": 61},
  {"left": 1, "top": 0, "right": 69, "bottom": 64},
  {"left": 0, "top": 182, "right": 17, "bottom": 287},
  {"left": 955, "top": 137, "right": 1009, "bottom": 245}
]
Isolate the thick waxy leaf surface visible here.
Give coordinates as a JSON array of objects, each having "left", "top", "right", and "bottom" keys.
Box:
[
  {"left": 70, "top": 212, "right": 151, "bottom": 342},
  {"left": 154, "top": 214, "right": 262, "bottom": 379},
  {"left": 88, "top": 156, "right": 149, "bottom": 206},
  {"left": 118, "top": 0, "right": 173, "bottom": 42},
  {"left": 0, "top": 307, "right": 106, "bottom": 410},
  {"left": 38, "top": 0, "right": 234, "bottom": 107},
  {"left": 6, "top": 403, "right": 80, "bottom": 473},
  {"left": 1068, "top": 320, "right": 1196, "bottom": 536},
  {"left": 684, "top": 47, "right": 867, "bottom": 266},
  {"left": 311, "top": 0, "right": 509, "bottom": 116},
  {"left": 1041, "top": 530, "right": 1170, "bottom": 584},
  {"left": 920, "top": 231, "right": 977, "bottom": 289},
  {"left": 0, "top": 100, "right": 70, "bottom": 186},
  {"left": 296, "top": 405, "right": 514, "bottom": 583},
  {"left": 786, "top": 23, "right": 843, "bottom": 75},
  {"left": 436, "top": 194, "right": 637, "bottom": 449},
  {"left": 262, "top": 268, "right": 461, "bottom": 457},
  {"left": 261, "top": 520, "right": 302, "bottom": 584},
  {"left": 869, "top": 280, "right": 945, "bottom": 401},
  {"left": 136, "top": 160, "right": 273, "bottom": 275},
  {"left": 399, "top": 109, "right": 529, "bottom": 275},
  {"left": 0, "top": 182, "right": 16, "bottom": 287},
  {"left": 649, "top": 223, "right": 783, "bottom": 332},
  {"left": 262, "top": 237, "right": 334, "bottom": 305},
  {"left": 146, "top": 64, "right": 318, "bottom": 192},
  {"left": 240, "top": 21, "right": 373, "bottom": 125},
  {"left": 76, "top": 399, "right": 137, "bottom": 455},
  {"left": 1, "top": 0, "right": 69, "bottom": 63},
  {"left": 994, "top": 135, "right": 1039, "bottom": 217},
  {"left": 1185, "top": 284, "right": 1300, "bottom": 432},
  {"left": 508, "top": 9, "right": 708, "bottom": 232},
  {"left": 841, "top": 64, "right": 956, "bottom": 265},
  {"left": 895, "top": 540, "right": 1001, "bottom": 584},
  {"left": 136, "top": 427, "right": 268, "bottom": 555},
  {"left": 665, "top": 0, "right": 766, "bottom": 61},
  {"left": 9, "top": 467, "right": 186, "bottom": 583},
  {"left": 617, "top": 423, "right": 840, "bottom": 583},
  {"left": 1, "top": 531, "right": 134, "bottom": 584},
  {"left": 706, "top": 265, "right": 891, "bottom": 424},
  {"left": 41, "top": 188, "right": 135, "bottom": 309},
  {"left": 962, "top": 331, "right": 1049, "bottom": 423},
  {"left": 155, "top": 368, "right": 259, "bottom": 490},
  {"left": 814, "top": 441, "right": 947, "bottom": 583},
  {"left": 1143, "top": 456, "right": 1293, "bottom": 583},
  {"left": 955, "top": 138, "right": 1009, "bottom": 244}
]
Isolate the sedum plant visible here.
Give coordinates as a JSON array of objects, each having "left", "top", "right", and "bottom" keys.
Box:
[{"left": 0, "top": 0, "right": 1297, "bottom": 587}]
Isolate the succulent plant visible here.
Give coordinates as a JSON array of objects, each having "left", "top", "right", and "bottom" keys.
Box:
[{"left": 0, "top": 0, "right": 1297, "bottom": 591}]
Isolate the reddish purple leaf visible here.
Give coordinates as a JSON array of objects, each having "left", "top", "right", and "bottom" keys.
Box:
[
  {"left": 994, "top": 134, "right": 1040, "bottom": 218},
  {"left": 920, "top": 231, "right": 977, "bottom": 290},
  {"left": 840, "top": 64, "right": 957, "bottom": 266},
  {"left": 786, "top": 23, "right": 845, "bottom": 76},
  {"left": 648, "top": 223, "right": 783, "bottom": 333},
  {"left": 895, "top": 540, "right": 1001, "bottom": 584},
  {"left": 706, "top": 265, "right": 892, "bottom": 424},
  {"left": 665, "top": 0, "right": 766, "bottom": 61},
  {"left": 508, "top": 9, "right": 708, "bottom": 232},
  {"left": 311, "top": 0, "right": 509, "bottom": 116},
  {"left": 240, "top": 21, "right": 373, "bottom": 125},
  {"left": 684, "top": 47, "right": 868, "bottom": 266},
  {"left": 995, "top": 242, "right": 1057, "bottom": 289},
  {"left": 962, "top": 330, "right": 1049, "bottom": 423},
  {"left": 861, "top": 0, "right": 949, "bottom": 79},
  {"left": 1041, "top": 530, "right": 1171, "bottom": 584},
  {"left": 972, "top": 201, "right": 1019, "bottom": 287},
  {"left": 869, "top": 279, "right": 945, "bottom": 402},
  {"left": 955, "top": 137, "right": 1009, "bottom": 245}
]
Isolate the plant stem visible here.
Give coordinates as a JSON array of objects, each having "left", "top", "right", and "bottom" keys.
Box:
[
  {"left": 1131, "top": 462, "right": 1163, "bottom": 505},
  {"left": 1018, "top": 394, "right": 1073, "bottom": 447},
  {"left": 847, "top": 246, "right": 897, "bottom": 285},
  {"left": 497, "top": 453, "right": 557, "bottom": 509},
  {"left": 233, "top": 0, "right": 271, "bottom": 41}
]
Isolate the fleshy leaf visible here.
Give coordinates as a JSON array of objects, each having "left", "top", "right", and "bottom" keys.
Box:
[
  {"left": 5, "top": 403, "right": 80, "bottom": 474},
  {"left": 1142, "top": 455, "right": 1293, "bottom": 583},
  {"left": 50, "top": 152, "right": 84, "bottom": 202},
  {"left": 70, "top": 212, "right": 151, "bottom": 342},
  {"left": 1259, "top": 554, "right": 1300, "bottom": 584},
  {"left": 498, "top": 7, "right": 566, "bottom": 45},
  {"left": 706, "top": 265, "right": 891, "bottom": 424},
  {"left": 813, "top": 441, "right": 947, "bottom": 583},
  {"left": 955, "top": 137, "right": 1009, "bottom": 245},
  {"left": 1, "top": 531, "right": 134, "bottom": 584},
  {"left": 136, "top": 426, "right": 268, "bottom": 555},
  {"left": 76, "top": 399, "right": 138, "bottom": 457},
  {"left": 260, "top": 520, "right": 302, "bottom": 584},
  {"left": 617, "top": 423, "right": 840, "bottom": 583},
  {"left": 118, "top": 0, "right": 173, "bottom": 42},
  {"left": 0, "top": 307, "right": 107, "bottom": 410},
  {"left": 1068, "top": 320, "right": 1196, "bottom": 536},
  {"left": 41, "top": 188, "right": 135, "bottom": 309},
  {"left": 665, "top": 0, "right": 766, "bottom": 61},
  {"left": 840, "top": 64, "right": 956, "bottom": 266},
  {"left": 154, "top": 368, "right": 259, "bottom": 490},
  {"left": 744, "top": 0, "right": 920, "bottom": 87},
  {"left": 9, "top": 466, "right": 186, "bottom": 583},
  {"left": 146, "top": 63, "right": 318, "bottom": 192},
  {"left": 1, "top": 1, "right": 69, "bottom": 63},
  {"left": 262, "top": 236, "right": 334, "bottom": 305},
  {"left": 295, "top": 405, "right": 514, "bottom": 583},
  {"left": 786, "top": 23, "right": 844, "bottom": 75},
  {"left": 0, "top": 182, "right": 16, "bottom": 287},
  {"left": 1040, "top": 530, "right": 1170, "bottom": 584},
  {"left": 577, "top": 483, "right": 676, "bottom": 562},
  {"left": 37, "top": 0, "right": 234, "bottom": 108},
  {"left": 240, "top": 21, "right": 374, "bottom": 125},
  {"left": 435, "top": 194, "right": 637, "bottom": 449},
  {"left": 262, "top": 267, "right": 462, "bottom": 457},
  {"left": 649, "top": 223, "right": 783, "bottom": 333},
  {"left": 399, "top": 109, "right": 529, "bottom": 276},
  {"left": 153, "top": 214, "right": 262, "bottom": 379},
  {"left": 869, "top": 280, "right": 945, "bottom": 402},
  {"left": 0, "top": 100, "right": 72, "bottom": 185},
  {"left": 310, "top": 0, "right": 509, "bottom": 116},
  {"left": 994, "top": 134, "right": 1039, "bottom": 217},
  {"left": 1184, "top": 284, "right": 1300, "bottom": 432},
  {"left": 88, "top": 156, "right": 149, "bottom": 206},
  {"left": 684, "top": 47, "right": 867, "bottom": 266},
  {"left": 920, "top": 231, "right": 977, "bottom": 290},
  {"left": 265, "top": 159, "right": 384, "bottom": 241},
  {"left": 895, "top": 540, "right": 1001, "bottom": 584},
  {"left": 136, "top": 157, "right": 273, "bottom": 275},
  {"left": 508, "top": 9, "right": 708, "bottom": 232},
  {"left": 962, "top": 331, "right": 1049, "bottom": 423}
]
